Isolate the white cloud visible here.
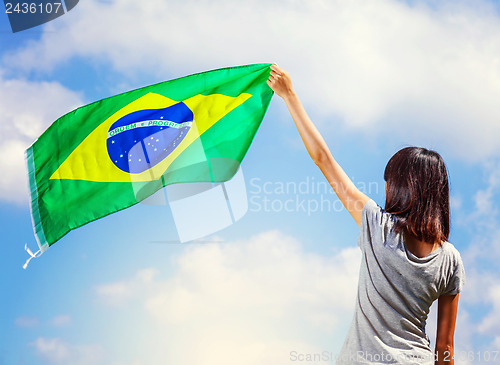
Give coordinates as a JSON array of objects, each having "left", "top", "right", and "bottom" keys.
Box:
[
  {"left": 462, "top": 160, "right": 500, "bottom": 262},
  {"left": 95, "top": 230, "right": 361, "bottom": 364},
  {"left": 454, "top": 160, "right": 500, "bottom": 357},
  {"left": 94, "top": 282, "right": 132, "bottom": 306},
  {"left": 477, "top": 284, "right": 500, "bottom": 336},
  {"left": 494, "top": 336, "right": 500, "bottom": 351},
  {"left": 14, "top": 316, "right": 39, "bottom": 327},
  {"left": 49, "top": 314, "right": 72, "bottom": 327},
  {"left": 14, "top": 314, "right": 71, "bottom": 328},
  {"left": 466, "top": 160, "right": 500, "bottom": 228},
  {"left": 5, "top": 0, "right": 500, "bottom": 160},
  {"left": 89, "top": 225, "right": 500, "bottom": 364},
  {"left": 144, "top": 231, "right": 360, "bottom": 329},
  {"left": 91, "top": 226, "right": 500, "bottom": 364},
  {"left": 94, "top": 268, "right": 159, "bottom": 306},
  {"left": 30, "top": 337, "right": 105, "bottom": 365},
  {"left": 31, "top": 337, "right": 72, "bottom": 364},
  {"left": 0, "top": 73, "right": 83, "bottom": 204}
]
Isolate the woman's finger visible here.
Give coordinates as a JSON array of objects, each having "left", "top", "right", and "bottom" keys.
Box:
[
  {"left": 271, "top": 63, "right": 285, "bottom": 75},
  {"left": 270, "top": 63, "right": 281, "bottom": 73},
  {"left": 266, "top": 79, "right": 276, "bottom": 90},
  {"left": 269, "top": 70, "right": 280, "bottom": 78}
]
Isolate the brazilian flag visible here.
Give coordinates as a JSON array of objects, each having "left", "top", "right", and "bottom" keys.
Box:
[{"left": 26, "top": 63, "right": 273, "bottom": 254}]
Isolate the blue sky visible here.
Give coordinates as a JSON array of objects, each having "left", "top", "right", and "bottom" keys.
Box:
[{"left": 1, "top": 0, "right": 500, "bottom": 364}]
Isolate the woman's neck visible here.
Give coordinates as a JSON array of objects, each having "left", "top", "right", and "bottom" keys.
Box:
[{"left": 404, "top": 233, "right": 442, "bottom": 258}]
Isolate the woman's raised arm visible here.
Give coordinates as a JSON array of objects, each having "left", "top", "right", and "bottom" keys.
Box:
[{"left": 267, "top": 64, "right": 369, "bottom": 226}]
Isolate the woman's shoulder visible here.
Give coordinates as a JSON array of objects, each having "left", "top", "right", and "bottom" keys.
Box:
[
  {"left": 440, "top": 241, "right": 464, "bottom": 263},
  {"left": 359, "top": 199, "right": 400, "bottom": 244},
  {"left": 439, "top": 241, "right": 466, "bottom": 295},
  {"left": 362, "top": 199, "right": 398, "bottom": 226}
]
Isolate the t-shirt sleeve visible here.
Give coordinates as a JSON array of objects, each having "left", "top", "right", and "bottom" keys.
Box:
[
  {"left": 357, "top": 199, "right": 395, "bottom": 252},
  {"left": 442, "top": 252, "right": 466, "bottom": 296}
]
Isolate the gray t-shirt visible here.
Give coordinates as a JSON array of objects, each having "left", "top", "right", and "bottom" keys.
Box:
[{"left": 336, "top": 199, "right": 465, "bottom": 365}]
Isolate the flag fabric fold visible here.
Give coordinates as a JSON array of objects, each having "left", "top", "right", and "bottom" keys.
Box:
[{"left": 26, "top": 63, "right": 273, "bottom": 253}]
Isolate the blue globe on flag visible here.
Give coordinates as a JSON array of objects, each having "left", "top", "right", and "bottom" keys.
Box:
[{"left": 106, "top": 102, "right": 194, "bottom": 174}]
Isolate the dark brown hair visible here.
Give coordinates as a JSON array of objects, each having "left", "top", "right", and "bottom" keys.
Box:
[{"left": 384, "top": 147, "right": 449, "bottom": 244}]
